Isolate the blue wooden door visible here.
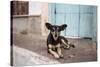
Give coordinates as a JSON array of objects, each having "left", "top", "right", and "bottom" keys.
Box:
[{"left": 48, "top": 3, "right": 97, "bottom": 39}]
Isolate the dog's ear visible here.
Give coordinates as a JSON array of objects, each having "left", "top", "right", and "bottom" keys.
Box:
[
  {"left": 45, "top": 23, "right": 52, "bottom": 30},
  {"left": 60, "top": 24, "right": 67, "bottom": 31}
]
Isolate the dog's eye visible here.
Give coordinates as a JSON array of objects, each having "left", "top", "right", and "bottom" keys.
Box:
[
  {"left": 57, "top": 28, "right": 60, "bottom": 31},
  {"left": 51, "top": 29, "right": 54, "bottom": 32},
  {"left": 51, "top": 28, "right": 55, "bottom": 32},
  {"left": 57, "top": 27, "right": 59, "bottom": 30}
]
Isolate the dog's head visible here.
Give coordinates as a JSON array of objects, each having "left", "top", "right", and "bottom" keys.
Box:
[{"left": 45, "top": 23, "right": 67, "bottom": 40}]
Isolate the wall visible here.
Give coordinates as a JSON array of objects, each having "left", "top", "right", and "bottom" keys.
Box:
[
  {"left": 12, "top": 16, "right": 29, "bottom": 33},
  {"left": 41, "top": 2, "right": 49, "bottom": 36},
  {"left": 12, "top": 2, "right": 48, "bottom": 36},
  {"left": 29, "top": 2, "right": 49, "bottom": 36},
  {"left": 13, "top": 15, "right": 41, "bottom": 35}
]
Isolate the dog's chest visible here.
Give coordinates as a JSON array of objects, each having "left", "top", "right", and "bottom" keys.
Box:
[{"left": 51, "top": 44, "right": 60, "bottom": 51}]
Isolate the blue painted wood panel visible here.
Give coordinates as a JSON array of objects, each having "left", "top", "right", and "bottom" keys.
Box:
[
  {"left": 80, "top": 5, "right": 93, "bottom": 13},
  {"left": 68, "top": 5, "right": 79, "bottom": 13},
  {"left": 56, "top": 4, "right": 66, "bottom": 13},
  {"left": 65, "top": 14, "right": 71, "bottom": 36},
  {"left": 92, "top": 6, "right": 97, "bottom": 41},
  {"left": 55, "top": 4, "right": 79, "bottom": 37},
  {"left": 80, "top": 14, "right": 93, "bottom": 37},
  {"left": 55, "top": 4, "right": 66, "bottom": 36},
  {"left": 79, "top": 5, "right": 95, "bottom": 38},
  {"left": 70, "top": 14, "right": 79, "bottom": 37},
  {"left": 48, "top": 3, "right": 56, "bottom": 24},
  {"left": 55, "top": 13, "right": 65, "bottom": 36}
]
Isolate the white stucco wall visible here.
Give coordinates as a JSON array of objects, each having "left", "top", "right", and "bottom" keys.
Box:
[
  {"left": 29, "top": 2, "right": 41, "bottom": 15},
  {"left": 29, "top": 2, "right": 48, "bottom": 36}
]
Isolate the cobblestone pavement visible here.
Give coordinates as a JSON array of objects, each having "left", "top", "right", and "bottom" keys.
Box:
[{"left": 12, "top": 33, "right": 97, "bottom": 66}]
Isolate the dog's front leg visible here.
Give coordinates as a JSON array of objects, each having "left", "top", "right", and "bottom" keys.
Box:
[
  {"left": 61, "top": 39, "right": 75, "bottom": 49},
  {"left": 48, "top": 44, "right": 60, "bottom": 58},
  {"left": 49, "top": 49, "right": 60, "bottom": 58},
  {"left": 57, "top": 47, "right": 63, "bottom": 58},
  {"left": 56, "top": 44, "right": 63, "bottom": 58}
]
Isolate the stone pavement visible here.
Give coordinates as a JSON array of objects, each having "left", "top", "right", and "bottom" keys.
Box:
[
  {"left": 12, "top": 33, "right": 97, "bottom": 66},
  {"left": 13, "top": 45, "right": 60, "bottom": 66}
]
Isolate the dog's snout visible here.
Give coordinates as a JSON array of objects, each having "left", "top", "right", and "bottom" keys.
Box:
[{"left": 55, "top": 34, "right": 57, "bottom": 37}]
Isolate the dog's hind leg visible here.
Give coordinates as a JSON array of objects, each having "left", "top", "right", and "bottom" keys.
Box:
[
  {"left": 61, "top": 39, "right": 70, "bottom": 49},
  {"left": 60, "top": 36, "right": 75, "bottom": 49}
]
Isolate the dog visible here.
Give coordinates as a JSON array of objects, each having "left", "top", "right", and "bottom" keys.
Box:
[{"left": 45, "top": 23, "right": 75, "bottom": 59}]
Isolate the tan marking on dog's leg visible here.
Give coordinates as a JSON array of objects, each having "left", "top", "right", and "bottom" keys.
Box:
[
  {"left": 61, "top": 39, "right": 70, "bottom": 48},
  {"left": 68, "top": 41, "right": 71, "bottom": 45},
  {"left": 48, "top": 49, "right": 59, "bottom": 58},
  {"left": 56, "top": 44, "right": 63, "bottom": 58},
  {"left": 57, "top": 47, "right": 63, "bottom": 58},
  {"left": 48, "top": 44, "right": 59, "bottom": 58}
]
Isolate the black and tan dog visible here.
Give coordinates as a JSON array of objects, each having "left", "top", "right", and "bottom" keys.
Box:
[{"left": 45, "top": 23, "right": 75, "bottom": 59}]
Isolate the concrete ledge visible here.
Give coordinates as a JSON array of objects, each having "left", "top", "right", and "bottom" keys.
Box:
[
  {"left": 12, "top": 14, "right": 41, "bottom": 35},
  {"left": 12, "top": 15, "right": 41, "bottom": 18}
]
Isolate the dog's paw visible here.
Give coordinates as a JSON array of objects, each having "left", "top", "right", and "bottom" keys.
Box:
[
  {"left": 54, "top": 54, "right": 60, "bottom": 59},
  {"left": 59, "top": 54, "right": 64, "bottom": 58}
]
